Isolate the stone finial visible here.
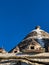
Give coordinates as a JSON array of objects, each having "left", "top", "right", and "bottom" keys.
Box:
[{"left": 35, "top": 26, "right": 40, "bottom": 29}]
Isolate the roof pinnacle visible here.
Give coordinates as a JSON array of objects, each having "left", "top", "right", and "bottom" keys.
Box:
[{"left": 35, "top": 26, "right": 40, "bottom": 29}]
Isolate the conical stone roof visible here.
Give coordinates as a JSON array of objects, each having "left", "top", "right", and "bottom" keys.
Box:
[
  {"left": 9, "top": 26, "right": 49, "bottom": 53},
  {"left": 25, "top": 26, "right": 49, "bottom": 39}
]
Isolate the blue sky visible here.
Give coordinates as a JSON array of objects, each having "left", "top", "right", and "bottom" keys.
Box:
[{"left": 0, "top": 0, "right": 49, "bottom": 51}]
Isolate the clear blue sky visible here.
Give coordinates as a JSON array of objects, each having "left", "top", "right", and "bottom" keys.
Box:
[{"left": 0, "top": 0, "right": 49, "bottom": 51}]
